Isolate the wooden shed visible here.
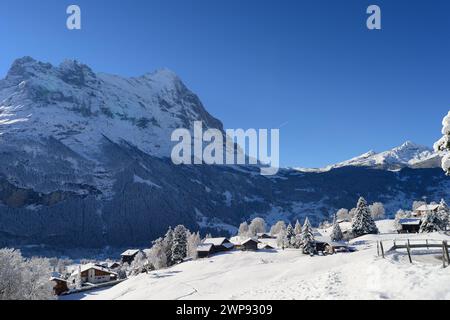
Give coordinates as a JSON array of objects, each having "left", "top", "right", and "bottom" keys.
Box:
[
  {"left": 235, "top": 238, "right": 259, "bottom": 251},
  {"left": 50, "top": 277, "right": 69, "bottom": 296},
  {"left": 398, "top": 218, "right": 422, "bottom": 234}
]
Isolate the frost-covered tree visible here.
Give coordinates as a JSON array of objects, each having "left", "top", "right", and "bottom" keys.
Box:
[
  {"left": 248, "top": 217, "right": 267, "bottom": 236},
  {"left": 349, "top": 208, "right": 357, "bottom": 220},
  {"left": 351, "top": 197, "right": 379, "bottom": 237},
  {"left": 336, "top": 208, "right": 350, "bottom": 221},
  {"left": 294, "top": 220, "right": 302, "bottom": 235},
  {"left": 330, "top": 216, "right": 344, "bottom": 242},
  {"left": 172, "top": 225, "right": 188, "bottom": 263},
  {"left": 187, "top": 231, "right": 201, "bottom": 260},
  {"left": 0, "top": 249, "right": 54, "bottom": 300},
  {"left": 437, "top": 199, "right": 450, "bottom": 231},
  {"left": 284, "top": 223, "right": 295, "bottom": 248},
  {"left": 148, "top": 237, "right": 167, "bottom": 269},
  {"left": 75, "top": 265, "right": 82, "bottom": 290},
  {"left": 369, "top": 202, "right": 385, "bottom": 220},
  {"left": 434, "top": 111, "right": 450, "bottom": 175},
  {"left": 420, "top": 211, "right": 442, "bottom": 233},
  {"left": 129, "top": 251, "right": 148, "bottom": 276},
  {"left": 301, "top": 218, "right": 316, "bottom": 255},
  {"left": 238, "top": 222, "right": 249, "bottom": 237},
  {"left": 270, "top": 221, "right": 286, "bottom": 236},
  {"left": 163, "top": 227, "right": 174, "bottom": 266}
]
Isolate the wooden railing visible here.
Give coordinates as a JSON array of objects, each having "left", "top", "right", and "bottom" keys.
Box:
[{"left": 377, "top": 239, "right": 450, "bottom": 268}]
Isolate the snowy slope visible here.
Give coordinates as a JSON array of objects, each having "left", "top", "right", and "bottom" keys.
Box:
[
  {"left": 73, "top": 221, "right": 450, "bottom": 300},
  {"left": 296, "top": 141, "right": 440, "bottom": 172}
]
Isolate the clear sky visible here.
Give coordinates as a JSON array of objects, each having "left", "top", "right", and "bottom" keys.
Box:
[{"left": 1, "top": 0, "right": 449, "bottom": 167}]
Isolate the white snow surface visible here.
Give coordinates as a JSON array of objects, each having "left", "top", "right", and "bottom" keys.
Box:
[{"left": 75, "top": 220, "right": 450, "bottom": 300}]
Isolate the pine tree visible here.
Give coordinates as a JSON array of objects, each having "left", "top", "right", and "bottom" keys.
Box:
[
  {"left": 163, "top": 227, "right": 174, "bottom": 266},
  {"left": 285, "top": 223, "right": 295, "bottom": 248},
  {"left": 351, "top": 197, "right": 379, "bottom": 237},
  {"left": 437, "top": 199, "right": 450, "bottom": 231},
  {"left": 330, "top": 216, "right": 344, "bottom": 242},
  {"left": 171, "top": 225, "right": 188, "bottom": 263},
  {"left": 434, "top": 111, "right": 450, "bottom": 175},
  {"left": 301, "top": 217, "right": 316, "bottom": 255},
  {"left": 420, "top": 209, "right": 444, "bottom": 233}
]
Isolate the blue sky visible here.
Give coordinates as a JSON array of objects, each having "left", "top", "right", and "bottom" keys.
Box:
[{"left": 1, "top": 0, "right": 449, "bottom": 167}]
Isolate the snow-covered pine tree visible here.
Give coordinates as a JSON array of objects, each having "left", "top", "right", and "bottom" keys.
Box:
[
  {"left": 351, "top": 197, "right": 379, "bottom": 237},
  {"left": 292, "top": 220, "right": 303, "bottom": 248},
  {"left": 163, "top": 227, "right": 174, "bottom": 266},
  {"left": 171, "top": 225, "right": 188, "bottom": 263},
  {"left": 437, "top": 199, "right": 450, "bottom": 231},
  {"left": 294, "top": 220, "right": 302, "bottom": 235},
  {"left": 301, "top": 217, "right": 316, "bottom": 256},
  {"left": 284, "top": 223, "right": 295, "bottom": 248},
  {"left": 420, "top": 211, "right": 441, "bottom": 233},
  {"left": 434, "top": 111, "right": 450, "bottom": 175},
  {"left": 330, "top": 216, "right": 344, "bottom": 242}
]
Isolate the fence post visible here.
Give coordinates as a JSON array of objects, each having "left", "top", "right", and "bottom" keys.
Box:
[
  {"left": 377, "top": 241, "right": 380, "bottom": 257},
  {"left": 444, "top": 241, "right": 450, "bottom": 267},
  {"left": 442, "top": 242, "right": 447, "bottom": 268},
  {"left": 380, "top": 241, "right": 385, "bottom": 259},
  {"left": 426, "top": 239, "right": 429, "bottom": 250},
  {"left": 406, "top": 240, "right": 412, "bottom": 264}
]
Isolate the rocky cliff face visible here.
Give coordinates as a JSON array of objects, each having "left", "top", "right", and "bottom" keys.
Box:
[{"left": 0, "top": 57, "right": 448, "bottom": 248}]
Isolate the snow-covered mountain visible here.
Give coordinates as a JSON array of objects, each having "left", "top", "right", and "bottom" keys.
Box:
[
  {"left": 0, "top": 57, "right": 449, "bottom": 249},
  {"left": 296, "top": 141, "right": 441, "bottom": 172}
]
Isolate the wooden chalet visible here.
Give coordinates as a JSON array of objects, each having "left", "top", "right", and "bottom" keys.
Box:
[
  {"left": 234, "top": 238, "right": 259, "bottom": 251},
  {"left": 50, "top": 276, "right": 69, "bottom": 296},
  {"left": 315, "top": 236, "right": 349, "bottom": 254},
  {"left": 203, "top": 237, "right": 234, "bottom": 252},
  {"left": 72, "top": 264, "right": 118, "bottom": 285},
  {"left": 397, "top": 218, "right": 422, "bottom": 234},
  {"left": 196, "top": 243, "right": 214, "bottom": 258},
  {"left": 120, "top": 249, "right": 140, "bottom": 264},
  {"left": 257, "top": 233, "right": 275, "bottom": 239}
]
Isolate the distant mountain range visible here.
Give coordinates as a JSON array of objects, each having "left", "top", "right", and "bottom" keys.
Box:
[
  {"left": 0, "top": 57, "right": 448, "bottom": 248},
  {"left": 296, "top": 141, "right": 442, "bottom": 172}
]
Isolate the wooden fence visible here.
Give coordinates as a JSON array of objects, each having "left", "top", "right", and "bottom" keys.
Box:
[{"left": 377, "top": 239, "right": 450, "bottom": 268}]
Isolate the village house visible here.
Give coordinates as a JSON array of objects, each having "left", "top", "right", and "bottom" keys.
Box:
[
  {"left": 71, "top": 264, "right": 118, "bottom": 285},
  {"left": 121, "top": 249, "right": 141, "bottom": 264},
  {"left": 196, "top": 238, "right": 234, "bottom": 258},
  {"left": 234, "top": 238, "right": 259, "bottom": 251},
  {"left": 203, "top": 238, "right": 234, "bottom": 252},
  {"left": 315, "top": 236, "right": 349, "bottom": 254},
  {"left": 397, "top": 218, "right": 422, "bottom": 233},
  {"left": 413, "top": 204, "right": 440, "bottom": 217},
  {"left": 196, "top": 243, "right": 214, "bottom": 258},
  {"left": 257, "top": 233, "right": 275, "bottom": 239},
  {"left": 258, "top": 243, "right": 275, "bottom": 250},
  {"left": 50, "top": 276, "right": 69, "bottom": 296}
]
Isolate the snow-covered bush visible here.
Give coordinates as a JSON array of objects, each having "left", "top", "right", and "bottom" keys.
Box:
[
  {"left": 369, "top": 202, "right": 385, "bottom": 220},
  {"left": 351, "top": 197, "right": 379, "bottom": 237},
  {"left": 301, "top": 218, "right": 316, "bottom": 256},
  {"left": 0, "top": 249, "right": 55, "bottom": 300},
  {"left": 248, "top": 217, "right": 267, "bottom": 236},
  {"left": 434, "top": 111, "right": 450, "bottom": 175}
]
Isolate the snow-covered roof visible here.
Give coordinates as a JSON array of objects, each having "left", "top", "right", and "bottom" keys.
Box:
[
  {"left": 416, "top": 204, "right": 439, "bottom": 212},
  {"left": 121, "top": 249, "right": 140, "bottom": 257},
  {"left": 315, "top": 236, "right": 348, "bottom": 247},
  {"left": 196, "top": 244, "right": 213, "bottom": 252},
  {"left": 203, "top": 237, "right": 229, "bottom": 246},
  {"left": 50, "top": 277, "right": 68, "bottom": 283},
  {"left": 72, "top": 263, "right": 118, "bottom": 276},
  {"left": 399, "top": 218, "right": 422, "bottom": 226},
  {"left": 242, "top": 238, "right": 259, "bottom": 245}
]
